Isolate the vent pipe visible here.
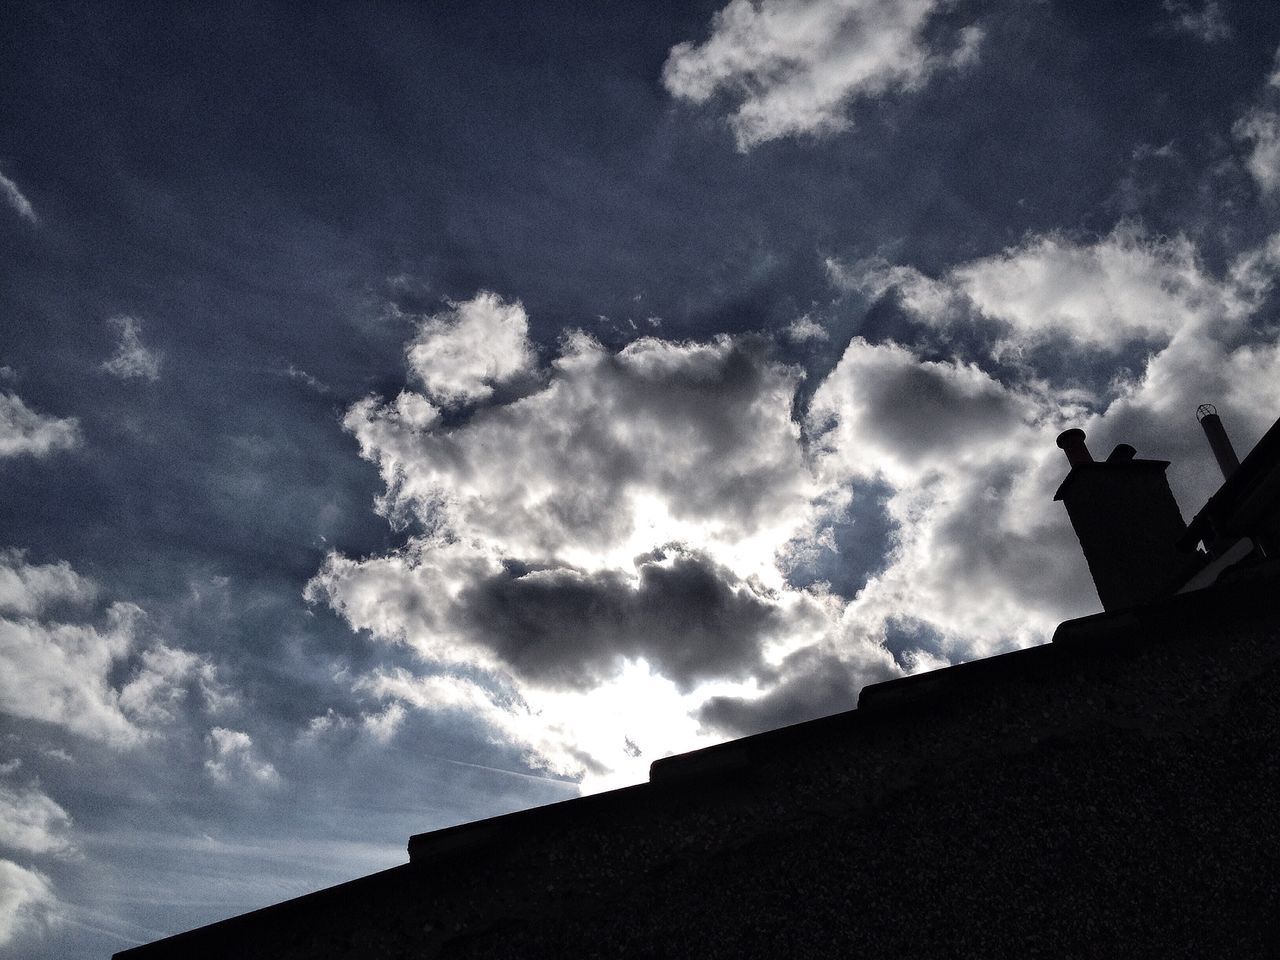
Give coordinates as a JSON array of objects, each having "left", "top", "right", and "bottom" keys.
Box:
[
  {"left": 1197, "top": 403, "right": 1240, "bottom": 480},
  {"left": 1056, "top": 428, "right": 1093, "bottom": 467}
]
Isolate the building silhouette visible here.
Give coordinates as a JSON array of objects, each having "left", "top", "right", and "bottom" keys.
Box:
[{"left": 115, "top": 406, "right": 1280, "bottom": 959}]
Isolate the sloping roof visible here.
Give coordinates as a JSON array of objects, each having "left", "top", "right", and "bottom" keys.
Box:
[
  {"left": 1182, "top": 415, "right": 1280, "bottom": 549},
  {"left": 115, "top": 561, "right": 1280, "bottom": 959}
]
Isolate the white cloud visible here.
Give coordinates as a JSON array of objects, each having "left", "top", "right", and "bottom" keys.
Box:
[
  {"left": 101, "top": 315, "right": 162, "bottom": 382},
  {"left": 316, "top": 223, "right": 1280, "bottom": 786},
  {"left": 0, "top": 784, "right": 73, "bottom": 857},
  {"left": 836, "top": 223, "right": 1255, "bottom": 353},
  {"left": 358, "top": 701, "right": 406, "bottom": 743},
  {"left": 0, "top": 549, "right": 98, "bottom": 617},
  {"left": 0, "top": 859, "right": 59, "bottom": 948},
  {"left": 0, "top": 393, "right": 80, "bottom": 459},
  {"left": 0, "top": 167, "right": 37, "bottom": 225},
  {"left": 782, "top": 314, "right": 829, "bottom": 342},
  {"left": 301, "top": 707, "right": 353, "bottom": 740},
  {"left": 663, "top": 0, "right": 982, "bottom": 150},
  {"left": 311, "top": 294, "right": 856, "bottom": 785},
  {"left": 204, "top": 728, "right": 279, "bottom": 786},
  {"left": 0, "top": 603, "right": 150, "bottom": 746},
  {"left": 807, "top": 337, "right": 1094, "bottom": 657},
  {"left": 952, "top": 226, "right": 1235, "bottom": 350},
  {"left": 336, "top": 321, "right": 819, "bottom": 575},
  {"left": 0, "top": 551, "right": 227, "bottom": 747},
  {"left": 818, "top": 220, "right": 1280, "bottom": 665},
  {"left": 405, "top": 291, "right": 535, "bottom": 406},
  {"left": 311, "top": 290, "right": 1110, "bottom": 781},
  {"left": 119, "top": 645, "right": 232, "bottom": 725}
]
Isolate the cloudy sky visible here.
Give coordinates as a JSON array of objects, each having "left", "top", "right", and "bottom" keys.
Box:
[{"left": 4, "top": 0, "right": 1280, "bottom": 955}]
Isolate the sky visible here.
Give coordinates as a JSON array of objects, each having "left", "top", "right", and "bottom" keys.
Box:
[{"left": 3, "top": 0, "right": 1280, "bottom": 955}]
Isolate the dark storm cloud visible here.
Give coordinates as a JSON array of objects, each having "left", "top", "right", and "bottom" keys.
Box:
[
  {"left": 850, "top": 353, "right": 1022, "bottom": 456},
  {"left": 697, "top": 647, "right": 897, "bottom": 738},
  {"left": 458, "top": 548, "right": 783, "bottom": 692}
]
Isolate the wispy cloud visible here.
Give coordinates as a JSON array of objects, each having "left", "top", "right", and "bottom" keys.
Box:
[
  {"left": 0, "top": 551, "right": 229, "bottom": 747},
  {"left": 1162, "top": 0, "right": 1231, "bottom": 43},
  {"left": 203, "top": 728, "right": 279, "bottom": 786},
  {"left": 284, "top": 364, "right": 332, "bottom": 395},
  {"left": 0, "top": 859, "right": 59, "bottom": 948},
  {"left": 1235, "top": 47, "right": 1280, "bottom": 200},
  {"left": 0, "top": 167, "right": 37, "bottom": 225},
  {"left": 663, "top": 0, "right": 982, "bottom": 150},
  {"left": 0, "top": 394, "right": 80, "bottom": 459},
  {"left": 101, "top": 316, "right": 163, "bottom": 382},
  {"left": 0, "top": 784, "right": 74, "bottom": 857}
]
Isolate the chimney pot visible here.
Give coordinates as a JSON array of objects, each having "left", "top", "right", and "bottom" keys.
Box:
[
  {"left": 1056, "top": 428, "right": 1093, "bottom": 467},
  {"left": 1197, "top": 403, "right": 1240, "bottom": 481},
  {"left": 1107, "top": 444, "right": 1137, "bottom": 463}
]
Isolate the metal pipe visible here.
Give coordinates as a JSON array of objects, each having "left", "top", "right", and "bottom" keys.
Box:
[{"left": 1197, "top": 403, "right": 1240, "bottom": 480}]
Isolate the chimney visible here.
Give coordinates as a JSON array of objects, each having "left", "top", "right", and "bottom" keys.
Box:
[
  {"left": 1054, "top": 429, "right": 1194, "bottom": 611},
  {"left": 1197, "top": 403, "right": 1240, "bottom": 481},
  {"left": 1056, "top": 428, "right": 1093, "bottom": 466}
]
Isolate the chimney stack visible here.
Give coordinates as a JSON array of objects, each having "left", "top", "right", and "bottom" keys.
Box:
[
  {"left": 1197, "top": 403, "right": 1240, "bottom": 481},
  {"left": 1054, "top": 429, "right": 1194, "bottom": 611}
]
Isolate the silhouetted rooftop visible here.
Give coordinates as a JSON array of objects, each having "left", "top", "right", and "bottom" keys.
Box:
[
  {"left": 1183, "top": 413, "right": 1280, "bottom": 552},
  {"left": 115, "top": 560, "right": 1280, "bottom": 959}
]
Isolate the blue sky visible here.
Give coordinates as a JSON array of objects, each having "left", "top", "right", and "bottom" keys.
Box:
[{"left": 4, "top": 0, "right": 1280, "bottom": 955}]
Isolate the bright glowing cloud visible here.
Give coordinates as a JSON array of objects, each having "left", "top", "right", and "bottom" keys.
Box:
[
  {"left": 818, "top": 224, "right": 1280, "bottom": 662},
  {"left": 835, "top": 223, "right": 1260, "bottom": 352},
  {"left": 316, "top": 212, "right": 1280, "bottom": 788},
  {"left": 406, "top": 291, "right": 536, "bottom": 405},
  {"left": 310, "top": 295, "right": 856, "bottom": 785}
]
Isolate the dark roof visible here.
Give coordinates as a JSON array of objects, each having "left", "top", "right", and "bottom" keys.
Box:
[
  {"left": 1182, "top": 414, "right": 1280, "bottom": 548},
  {"left": 114, "top": 560, "right": 1280, "bottom": 959}
]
